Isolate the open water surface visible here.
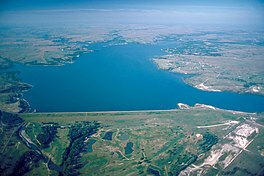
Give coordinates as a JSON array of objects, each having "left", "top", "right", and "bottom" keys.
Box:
[{"left": 18, "top": 41, "right": 264, "bottom": 112}]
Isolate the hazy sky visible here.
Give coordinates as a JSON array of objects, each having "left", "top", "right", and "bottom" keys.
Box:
[
  {"left": 0, "top": 0, "right": 263, "bottom": 29},
  {"left": 1, "top": 0, "right": 264, "bottom": 10}
]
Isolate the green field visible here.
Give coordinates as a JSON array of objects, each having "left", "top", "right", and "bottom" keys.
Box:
[{"left": 0, "top": 106, "right": 263, "bottom": 176}]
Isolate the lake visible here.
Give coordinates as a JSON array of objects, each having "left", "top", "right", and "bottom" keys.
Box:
[{"left": 18, "top": 41, "right": 264, "bottom": 112}]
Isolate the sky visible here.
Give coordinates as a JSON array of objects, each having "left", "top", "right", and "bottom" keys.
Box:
[
  {"left": 0, "top": 0, "right": 264, "bottom": 10},
  {"left": 0, "top": 0, "right": 263, "bottom": 29}
]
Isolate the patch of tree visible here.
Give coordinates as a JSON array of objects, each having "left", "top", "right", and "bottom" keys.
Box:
[
  {"left": 168, "top": 153, "right": 197, "bottom": 176},
  {"left": 61, "top": 121, "right": 100, "bottom": 176},
  {"left": 42, "top": 122, "right": 59, "bottom": 125},
  {"left": 37, "top": 124, "right": 59, "bottom": 148},
  {"left": 199, "top": 132, "right": 218, "bottom": 152},
  {"left": 9, "top": 151, "right": 41, "bottom": 176},
  {"left": 0, "top": 110, "right": 23, "bottom": 127},
  {"left": 168, "top": 144, "right": 184, "bottom": 157}
]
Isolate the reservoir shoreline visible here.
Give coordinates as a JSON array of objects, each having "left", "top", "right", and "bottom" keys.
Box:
[
  {"left": 22, "top": 103, "right": 254, "bottom": 116},
  {"left": 16, "top": 42, "right": 264, "bottom": 113}
]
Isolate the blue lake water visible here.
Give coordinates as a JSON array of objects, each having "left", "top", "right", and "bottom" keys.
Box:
[{"left": 18, "top": 42, "right": 264, "bottom": 112}]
